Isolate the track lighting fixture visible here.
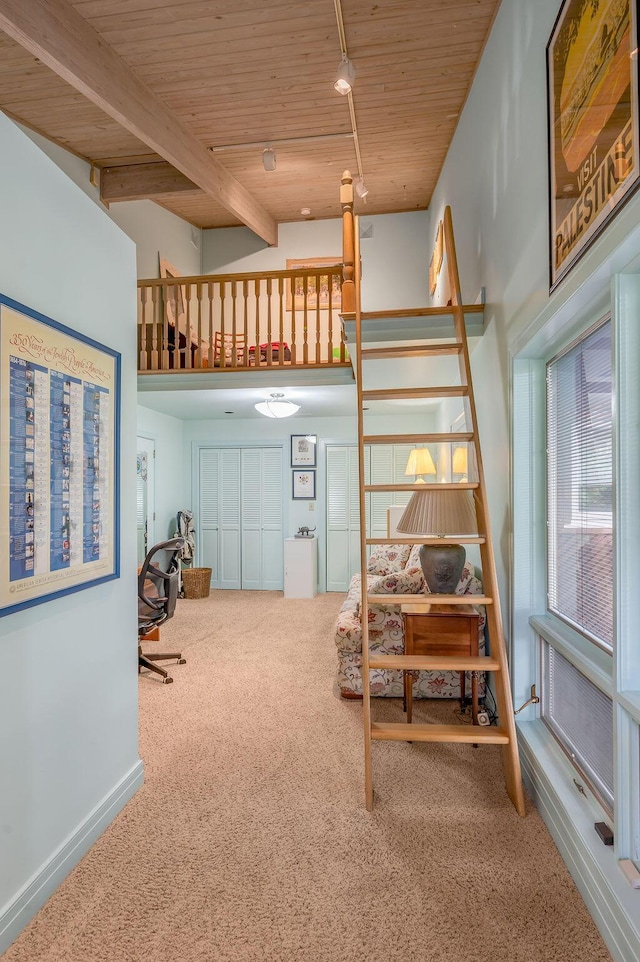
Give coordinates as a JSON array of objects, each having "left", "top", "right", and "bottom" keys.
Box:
[
  {"left": 334, "top": 57, "right": 355, "bottom": 95},
  {"left": 355, "top": 178, "right": 369, "bottom": 198},
  {"left": 262, "top": 147, "right": 276, "bottom": 172}
]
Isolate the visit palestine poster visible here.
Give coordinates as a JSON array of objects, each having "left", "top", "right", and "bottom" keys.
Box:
[
  {"left": 548, "top": 0, "right": 640, "bottom": 288},
  {"left": 0, "top": 295, "right": 120, "bottom": 615}
]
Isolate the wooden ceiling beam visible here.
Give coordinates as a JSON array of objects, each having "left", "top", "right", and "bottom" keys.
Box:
[
  {"left": 101, "top": 162, "right": 201, "bottom": 203},
  {"left": 0, "top": 0, "right": 278, "bottom": 245}
]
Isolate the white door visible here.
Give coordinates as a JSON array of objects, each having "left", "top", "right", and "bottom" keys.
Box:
[
  {"left": 369, "top": 443, "right": 415, "bottom": 539},
  {"left": 198, "top": 446, "right": 283, "bottom": 590},
  {"left": 241, "top": 447, "right": 284, "bottom": 590},
  {"left": 326, "top": 444, "right": 369, "bottom": 592},
  {"left": 326, "top": 442, "right": 418, "bottom": 592},
  {"left": 136, "top": 436, "right": 155, "bottom": 564}
]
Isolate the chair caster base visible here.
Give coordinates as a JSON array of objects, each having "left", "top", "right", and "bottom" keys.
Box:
[
  {"left": 178, "top": 658, "right": 186, "bottom": 665},
  {"left": 162, "top": 676, "right": 174, "bottom": 684}
]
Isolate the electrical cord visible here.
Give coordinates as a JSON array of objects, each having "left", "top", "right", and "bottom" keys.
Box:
[{"left": 482, "top": 682, "right": 499, "bottom": 725}]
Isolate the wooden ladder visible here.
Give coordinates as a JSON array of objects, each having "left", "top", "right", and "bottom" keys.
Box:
[{"left": 348, "top": 198, "right": 526, "bottom": 816}]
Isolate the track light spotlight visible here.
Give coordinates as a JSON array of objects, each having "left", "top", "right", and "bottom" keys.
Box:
[
  {"left": 262, "top": 147, "right": 276, "bottom": 172},
  {"left": 334, "top": 57, "right": 355, "bottom": 95},
  {"left": 355, "top": 178, "right": 369, "bottom": 198}
]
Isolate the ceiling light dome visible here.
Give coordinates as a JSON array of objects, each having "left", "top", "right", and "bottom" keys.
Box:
[{"left": 255, "top": 393, "right": 300, "bottom": 418}]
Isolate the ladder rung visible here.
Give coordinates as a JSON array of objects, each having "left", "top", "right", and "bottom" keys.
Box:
[
  {"left": 360, "top": 344, "right": 463, "bottom": 360},
  {"left": 363, "top": 387, "right": 468, "bottom": 401},
  {"left": 341, "top": 305, "right": 484, "bottom": 322},
  {"left": 363, "top": 433, "right": 474, "bottom": 445},
  {"left": 364, "top": 482, "right": 478, "bottom": 492},
  {"left": 366, "top": 594, "right": 493, "bottom": 606},
  {"left": 370, "top": 722, "right": 510, "bottom": 744},
  {"left": 366, "top": 537, "right": 485, "bottom": 545},
  {"left": 369, "top": 655, "right": 500, "bottom": 672}
]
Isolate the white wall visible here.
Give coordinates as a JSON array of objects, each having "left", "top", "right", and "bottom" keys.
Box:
[
  {"left": 426, "top": 0, "right": 640, "bottom": 611},
  {"left": 0, "top": 115, "right": 140, "bottom": 950},
  {"left": 428, "top": 2, "right": 640, "bottom": 959},
  {"left": 112, "top": 202, "right": 201, "bottom": 279},
  {"left": 16, "top": 125, "right": 201, "bottom": 279},
  {"left": 137, "top": 405, "right": 186, "bottom": 542},
  {"left": 202, "top": 212, "right": 430, "bottom": 311},
  {"left": 180, "top": 411, "right": 434, "bottom": 589}
]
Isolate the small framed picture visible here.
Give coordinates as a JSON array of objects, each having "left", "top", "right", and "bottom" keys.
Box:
[
  {"left": 291, "top": 434, "right": 317, "bottom": 467},
  {"left": 292, "top": 469, "right": 316, "bottom": 500}
]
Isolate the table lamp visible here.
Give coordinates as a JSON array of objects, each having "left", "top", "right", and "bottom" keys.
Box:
[
  {"left": 397, "top": 488, "right": 477, "bottom": 593},
  {"left": 452, "top": 445, "right": 468, "bottom": 481},
  {"left": 404, "top": 447, "right": 436, "bottom": 483}
]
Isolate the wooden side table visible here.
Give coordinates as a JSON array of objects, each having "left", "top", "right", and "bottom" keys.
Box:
[{"left": 401, "top": 603, "right": 481, "bottom": 724}]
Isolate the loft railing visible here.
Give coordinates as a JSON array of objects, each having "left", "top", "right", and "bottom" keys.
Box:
[{"left": 137, "top": 265, "right": 351, "bottom": 373}]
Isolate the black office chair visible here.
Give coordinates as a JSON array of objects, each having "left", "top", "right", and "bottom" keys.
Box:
[{"left": 138, "top": 538, "right": 186, "bottom": 684}]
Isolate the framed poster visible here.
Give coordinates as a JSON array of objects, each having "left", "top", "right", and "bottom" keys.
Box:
[
  {"left": 291, "top": 434, "right": 317, "bottom": 467},
  {"left": 547, "top": 0, "right": 640, "bottom": 289},
  {"left": 292, "top": 470, "right": 316, "bottom": 500},
  {"left": 285, "top": 258, "right": 342, "bottom": 311},
  {"left": 0, "top": 292, "right": 120, "bottom": 617}
]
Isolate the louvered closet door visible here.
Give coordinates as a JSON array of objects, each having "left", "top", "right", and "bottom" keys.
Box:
[
  {"left": 199, "top": 447, "right": 241, "bottom": 589},
  {"left": 369, "top": 443, "right": 415, "bottom": 539},
  {"left": 241, "top": 447, "right": 283, "bottom": 590},
  {"left": 198, "top": 446, "right": 282, "bottom": 590},
  {"left": 326, "top": 445, "right": 369, "bottom": 592}
]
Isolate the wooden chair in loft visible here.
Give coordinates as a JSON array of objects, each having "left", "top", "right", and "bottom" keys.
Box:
[{"left": 214, "top": 331, "right": 246, "bottom": 367}]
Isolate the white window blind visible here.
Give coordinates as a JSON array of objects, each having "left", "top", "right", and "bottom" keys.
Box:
[
  {"left": 546, "top": 319, "right": 613, "bottom": 650},
  {"left": 542, "top": 642, "right": 614, "bottom": 814}
]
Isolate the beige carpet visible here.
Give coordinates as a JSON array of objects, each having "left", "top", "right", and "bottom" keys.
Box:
[{"left": 3, "top": 591, "right": 612, "bottom": 962}]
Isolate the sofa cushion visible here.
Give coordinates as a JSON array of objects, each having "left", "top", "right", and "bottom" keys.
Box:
[
  {"left": 407, "top": 544, "right": 422, "bottom": 569},
  {"left": 366, "top": 544, "right": 411, "bottom": 575},
  {"left": 369, "top": 565, "right": 426, "bottom": 595}
]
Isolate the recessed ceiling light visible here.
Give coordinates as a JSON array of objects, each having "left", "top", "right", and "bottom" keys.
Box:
[{"left": 301, "top": 207, "right": 311, "bottom": 215}]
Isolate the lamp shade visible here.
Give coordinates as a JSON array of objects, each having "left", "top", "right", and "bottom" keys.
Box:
[
  {"left": 405, "top": 448, "right": 436, "bottom": 479},
  {"left": 396, "top": 488, "right": 477, "bottom": 537},
  {"left": 452, "top": 446, "right": 468, "bottom": 475},
  {"left": 254, "top": 393, "right": 300, "bottom": 418}
]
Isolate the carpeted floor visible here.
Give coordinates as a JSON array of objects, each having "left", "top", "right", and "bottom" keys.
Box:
[{"left": 3, "top": 591, "right": 612, "bottom": 962}]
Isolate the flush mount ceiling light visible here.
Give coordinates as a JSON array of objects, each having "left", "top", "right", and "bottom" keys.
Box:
[
  {"left": 262, "top": 147, "right": 276, "bottom": 171},
  {"left": 355, "top": 178, "right": 369, "bottom": 199},
  {"left": 334, "top": 57, "right": 355, "bottom": 95},
  {"left": 255, "top": 393, "right": 300, "bottom": 418}
]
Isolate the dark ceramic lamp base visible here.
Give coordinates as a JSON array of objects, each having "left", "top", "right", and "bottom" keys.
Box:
[{"left": 419, "top": 543, "right": 465, "bottom": 594}]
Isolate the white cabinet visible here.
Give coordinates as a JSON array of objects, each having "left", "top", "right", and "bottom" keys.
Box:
[{"left": 284, "top": 537, "right": 317, "bottom": 598}]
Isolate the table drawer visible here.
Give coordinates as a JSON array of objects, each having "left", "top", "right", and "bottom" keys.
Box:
[{"left": 408, "top": 615, "right": 478, "bottom": 656}]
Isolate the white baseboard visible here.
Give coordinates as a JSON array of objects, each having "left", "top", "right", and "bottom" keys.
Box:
[
  {"left": 0, "top": 759, "right": 144, "bottom": 954},
  {"left": 518, "top": 723, "right": 640, "bottom": 962}
]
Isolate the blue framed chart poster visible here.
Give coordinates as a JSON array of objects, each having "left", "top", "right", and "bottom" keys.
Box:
[{"left": 0, "top": 293, "right": 120, "bottom": 617}]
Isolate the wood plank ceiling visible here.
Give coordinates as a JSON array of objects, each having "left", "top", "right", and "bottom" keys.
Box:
[{"left": 0, "top": 0, "right": 500, "bottom": 239}]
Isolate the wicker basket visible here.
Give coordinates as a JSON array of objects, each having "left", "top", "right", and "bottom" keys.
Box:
[{"left": 182, "top": 567, "right": 212, "bottom": 599}]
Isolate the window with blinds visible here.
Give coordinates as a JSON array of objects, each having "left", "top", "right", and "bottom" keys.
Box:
[
  {"left": 542, "top": 642, "right": 614, "bottom": 815},
  {"left": 546, "top": 318, "right": 613, "bottom": 651}
]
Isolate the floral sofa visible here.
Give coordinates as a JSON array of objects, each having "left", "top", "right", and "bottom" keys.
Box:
[{"left": 335, "top": 543, "right": 486, "bottom": 699}]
